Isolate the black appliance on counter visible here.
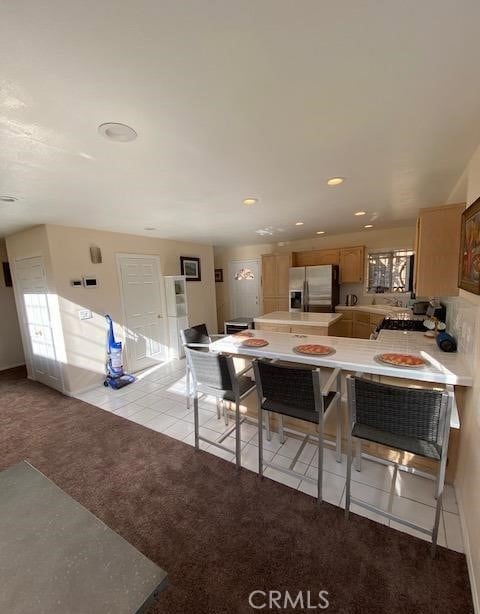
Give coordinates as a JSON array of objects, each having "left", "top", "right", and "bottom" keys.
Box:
[
  {"left": 224, "top": 317, "right": 255, "bottom": 335},
  {"left": 412, "top": 300, "right": 446, "bottom": 321},
  {"left": 378, "top": 319, "right": 426, "bottom": 332}
]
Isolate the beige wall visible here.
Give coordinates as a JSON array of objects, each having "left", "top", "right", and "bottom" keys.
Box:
[
  {"left": 0, "top": 239, "right": 24, "bottom": 370},
  {"left": 451, "top": 144, "right": 480, "bottom": 612},
  {"left": 7, "top": 224, "right": 216, "bottom": 394},
  {"left": 214, "top": 225, "right": 416, "bottom": 329}
]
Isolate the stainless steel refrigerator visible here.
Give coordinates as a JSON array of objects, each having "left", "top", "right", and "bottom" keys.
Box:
[{"left": 289, "top": 265, "right": 340, "bottom": 312}]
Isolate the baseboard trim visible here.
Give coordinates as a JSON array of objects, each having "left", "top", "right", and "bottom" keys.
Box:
[
  {"left": 0, "top": 362, "right": 25, "bottom": 372},
  {"left": 457, "top": 494, "right": 479, "bottom": 613}
]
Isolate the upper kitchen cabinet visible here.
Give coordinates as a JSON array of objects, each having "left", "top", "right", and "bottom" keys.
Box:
[
  {"left": 293, "top": 249, "right": 339, "bottom": 267},
  {"left": 414, "top": 203, "right": 465, "bottom": 297},
  {"left": 261, "top": 253, "right": 292, "bottom": 313},
  {"left": 339, "top": 246, "right": 365, "bottom": 283}
]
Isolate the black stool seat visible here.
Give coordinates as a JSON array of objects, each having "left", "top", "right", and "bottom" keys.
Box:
[
  {"left": 352, "top": 424, "right": 441, "bottom": 460},
  {"left": 262, "top": 391, "right": 337, "bottom": 424}
]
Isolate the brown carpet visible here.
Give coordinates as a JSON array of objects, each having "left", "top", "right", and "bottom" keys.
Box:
[{"left": 0, "top": 367, "right": 473, "bottom": 614}]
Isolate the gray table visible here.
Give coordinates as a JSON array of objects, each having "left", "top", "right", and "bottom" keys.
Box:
[{"left": 0, "top": 462, "right": 168, "bottom": 613}]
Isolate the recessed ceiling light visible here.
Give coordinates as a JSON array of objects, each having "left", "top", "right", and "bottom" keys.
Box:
[
  {"left": 364, "top": 224, "right": 373, "bottom": 228},
  {"left": 326, "top": 177, "right": 344, "bottom": 186},
  {"left": 0, "top": 195, "right": 17, "bottom": 203},
  {"left": 144, "top": 227, "right": 156, "bottom": 231},
  {"left": 98, "top": 122, "right": 137, "bottom": 142},
  {"left": 295, "top": 221, "right": 304, "bottom": 226},
  {"left": 316, "top": 231, "right": 325, "bottom": 235},
  {"left": 355, "top": 210, "right": 366, "bottom": 216},
  {"left": 243, "top": 198, "right": 258, "bottom": 206}
]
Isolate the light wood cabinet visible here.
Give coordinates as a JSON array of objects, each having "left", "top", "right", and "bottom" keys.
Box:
[
  {"left": 293, "top": 249, "right": 339, "bottom": 267},
  {"left": 335, "top": 308, "right": 381, "bottom": 338},
  {"left": 335, "top": 319, "right": 353, "bottom": 337},
  {"left": 261, "top": 253, "right": 292, "bottom": 314},
  {"left": 414, "top": 203, "right": 465, "bottom": 297},
  {"left": 339, "top": 246, "right": 365, "bottom": 283}
]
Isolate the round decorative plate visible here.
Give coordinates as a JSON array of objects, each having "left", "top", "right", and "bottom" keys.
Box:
[
  {"left": 241, "top": 338, "right": 269, "bottom": 348},
  {"left": 232, "top": 331, "right": 254, "bottom": 338},
  {"left": 375, "top": 353, "right": 427, "bottom": 368},
  {"left": 293, "top": 344, "right": 336, "bottom": 356}
]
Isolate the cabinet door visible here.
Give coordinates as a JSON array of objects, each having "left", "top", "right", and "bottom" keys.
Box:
[
  {"left": 316, "top": 249, "right": 340, "bottom": 265},
  {"left": 340, "top": 246, "right": 365, "bottom": 283},
  {"left": 354, "top": 320, "right": 371, "bottom": 339},
  {"left": 262, "top": 297, "right": 278, "bottom": 314},
  {"left": 261, "top": 255, "right": 277, "bottom": 297},
  {"left": 276, "top": 297, "right": 289, "bottom": 312},
  {"left": 414, "top": 203, "right": 464, "bottom": 297},
  {"left": 276, "top": 253, "right": 292, "bottom": 296},
  {"left": 335, "top": 320, "right": 353, "bottom": 337}
]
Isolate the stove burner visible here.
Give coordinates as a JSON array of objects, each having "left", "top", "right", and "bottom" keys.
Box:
[{"left": 379, "top": 319, "right": 426, "bottom": 332}]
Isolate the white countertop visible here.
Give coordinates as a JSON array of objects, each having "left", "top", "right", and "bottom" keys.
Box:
[
  {"left": 335, "top": 305, "right": 414, "bottom": 317},
  {"left": 254, "top": 311, "right": 343, "bottom": 326},
  {"left": 210, "top": 329, "right": 472, "bottom": 387}
]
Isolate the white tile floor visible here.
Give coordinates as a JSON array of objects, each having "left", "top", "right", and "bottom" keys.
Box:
[{"left": 76, "top": 359, "right": 464, "bottom": 553}]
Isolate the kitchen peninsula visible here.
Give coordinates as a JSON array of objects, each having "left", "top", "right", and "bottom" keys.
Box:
[{"left": 254, "top": 311, "right": 343, "bottom": 336}]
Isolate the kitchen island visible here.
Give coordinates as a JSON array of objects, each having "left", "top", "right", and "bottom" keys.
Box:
[
  {"left": 210, "top": 328, "right": 472, "bottom": 480},
  {"left": 254, "top": 310, "right": 343, "bottom": 336}
]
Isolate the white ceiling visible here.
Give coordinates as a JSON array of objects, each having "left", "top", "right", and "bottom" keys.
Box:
[{"left": 1, "top": 0, "right": 479, "bottom": 245}]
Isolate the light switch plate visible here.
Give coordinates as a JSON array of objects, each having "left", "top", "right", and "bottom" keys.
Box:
[{"left": 78, "top": 309, "right": 93, "bottom": 320}]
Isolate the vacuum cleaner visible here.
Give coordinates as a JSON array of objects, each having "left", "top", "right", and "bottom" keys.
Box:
[{"left": 103, "top": 315, "right": 135, "bottom": 389}]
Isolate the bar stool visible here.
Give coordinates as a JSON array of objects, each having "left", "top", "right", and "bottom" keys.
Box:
[
  {"left": 344, "top": 375, "right": 453, "bottom": 557},
  {"left": 185, "top": 347, "right": 256, "bottom": 468},
  {"left": 180, "top": 324, "right": 225, "bottom": 412},
  {"left": 252, "top": 359, "right": 342, "bottom": 504}
]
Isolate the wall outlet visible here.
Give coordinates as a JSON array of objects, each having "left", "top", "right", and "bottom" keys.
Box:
[{"left": 78, "top": 309, "right": 93, "bottom": 320}]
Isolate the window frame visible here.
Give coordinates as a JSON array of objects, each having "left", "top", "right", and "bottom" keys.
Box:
[{"left": 364, "top": 248, "right": 414, "bottom": 296}]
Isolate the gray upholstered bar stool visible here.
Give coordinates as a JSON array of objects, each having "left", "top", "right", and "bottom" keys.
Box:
[
  {"left": 185, "top": 347, "right": 256, "bottom": 469},
  {"left": 180, "top": 324, "right": 225, "bottom": 413},
  {"left": 345, "top": 375, "right": 453, "bottom": 557},
  {"left": 252, "top": 359, "right": 341, "bottom": 505}
]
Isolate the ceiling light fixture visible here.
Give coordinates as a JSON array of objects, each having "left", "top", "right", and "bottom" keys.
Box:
[
  {"left": 326, "top": 177, "right": 344, "bottom": 186},
  {"left": 316, "top": 231, "right": 325, "bottom": 235},
  {"left": 243, "top": 198, "right": 258, "bottom": 206},
  {"left": 364, "top": 224, "right": 373, "bottom": 228},
  {"left": 295, "top": 221, "right": 304, "bottom": 226},
  {"left": 0, "top": 196, "right": 17, "bottom": 203},
  {"left": 144, "top": 227, "right": 156, "bottom": 231},
  {"left": 355, "top": 211, "right": 366, "bottom": 216},
  {"left": 98, "top": 122, "right": 138, "bottom": 142}
]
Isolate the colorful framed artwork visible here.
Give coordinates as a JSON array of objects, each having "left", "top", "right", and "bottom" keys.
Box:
[
  {"left": 215, "top": 268, "right": 223, "bottom": 282},
  {"left": 180, "top": 256, "right": 201, "bottom": 281},
  {"left": 459, "top": 197, "right": 480, "bottom": 295}
]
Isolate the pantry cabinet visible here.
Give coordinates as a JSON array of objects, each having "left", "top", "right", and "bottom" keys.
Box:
[
  {"left": 414, "top": 203, "right": 465, "bottom": 297},
  {"left": 261, "top": 253, "right": 292, "bottom": 314}
]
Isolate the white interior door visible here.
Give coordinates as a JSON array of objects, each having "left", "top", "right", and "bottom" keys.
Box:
[
  {"left": 14, "top": 256, "right": 63, "bottom": 390},
  {"left": 117, "top": 255, "right": 168, "bottom": 373},
  {"left": 229, "top": 259, "right": 260, "bottom": 319}
]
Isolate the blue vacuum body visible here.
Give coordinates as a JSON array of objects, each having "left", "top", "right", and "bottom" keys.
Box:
[{"left": 104, "top": 315, "right": 135, "bottom": 389}]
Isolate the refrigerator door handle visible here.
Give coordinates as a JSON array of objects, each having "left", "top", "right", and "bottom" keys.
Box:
[{"left": 304, "top": 280, "right": 309, "bottom": 312}]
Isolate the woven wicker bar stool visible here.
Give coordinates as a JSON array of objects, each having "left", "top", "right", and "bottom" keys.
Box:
[
  {"left": 253, "top": 359, "right": 341, "bottom": 505},
  {"left": 185, "top": 347, "right": 256, "bottom": 469},
  {"left": 345, "top": 375, "right": 453, "bottom": 557},
  {"left": 180, "top": 324, "right": 225, "bottom": 414}
]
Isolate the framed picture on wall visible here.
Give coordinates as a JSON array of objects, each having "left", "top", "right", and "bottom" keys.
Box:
[
  {"left": 459, "top": 196, "right": 480, "bottom": 295},
  {"left": 214, "top": 268, "right": 223, "bottom": 283},
  {"left": 2, "top": 262, "right": 12, "bottom": 287},
  {"left": 180, "top": 256, "right": 201, "bottom": 281}
]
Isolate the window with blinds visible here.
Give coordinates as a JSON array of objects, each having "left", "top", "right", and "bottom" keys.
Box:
[{"left": 367, "top": 250, "right": 415, "bottom": 293}]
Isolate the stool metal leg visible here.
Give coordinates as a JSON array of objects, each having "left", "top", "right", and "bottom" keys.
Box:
[
  {"left": 193, "top": 392, "right": 200, "bottom": 450},
  {"left": 336, "top": 401, "right": 342, "bottom": 463},
  {"left": 265, "top": 410, "right": 271, "bottom": 441},
  {"left": 216, "top": 397, "right": 221, "bottom": 420},
  {"left": 355, "top": 439, "right": 362, "bottom": 471},
  {"left": 223, "top": 401, "right": 229, "bottom": 426},
  {"left": 345, "top": 429, "right": 353, "bottom": 518},
  {"left": 258, "top": 407, "right": 264, "bottom": 478},
  {"left": 186, "top": 365, "right": 191, "bottom": 410},
  {"left": 235, "top": 397, "right": 241, "bottom": 469},
  {"left": 317, "top": 414, "right": 324, "bottom": 505},
  {"left": 278, "top": 415, "right": 285, "bottom": 444}
]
